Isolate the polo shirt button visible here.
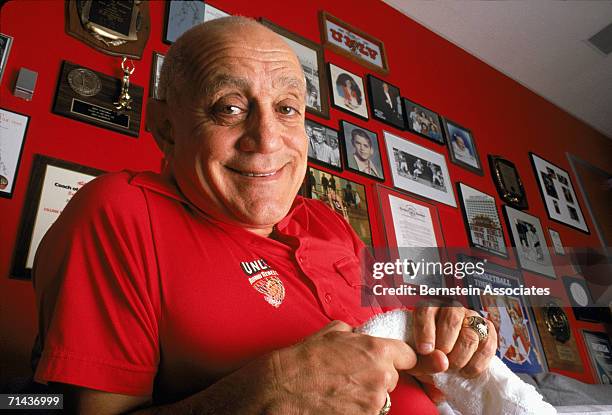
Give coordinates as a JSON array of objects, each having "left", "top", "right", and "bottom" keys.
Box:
[
  {"left": 297, "top": 256, "right": 304, "bottom": 264},
  {"left": 324, "top": 293, "right": 332, "bottom": 303}
]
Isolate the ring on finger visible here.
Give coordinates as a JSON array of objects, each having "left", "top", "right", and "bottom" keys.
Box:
[
  {"left": 463, "top": 315, "right": 489, "bottom": 342},
  {"left": 379, "top": 392, "right": 391, "bottom": 415}
]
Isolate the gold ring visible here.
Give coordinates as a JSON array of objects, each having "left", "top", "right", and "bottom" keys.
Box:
[
  {"left": 463, "top": 315, "right": 489, "bottom": 342},
  {"left": 379, "top": 392, "right": 391, "bottom": 415}
]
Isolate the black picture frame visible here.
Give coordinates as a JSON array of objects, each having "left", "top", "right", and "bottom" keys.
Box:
[
  {"left": 402, "top": 98, "right": 445, "bottom": 145},
  {"left": 328, "top": 63, "right": 369, "bottom": 121},
  {"left": 305, "top": 118, "right": 342, "bottom": 171},
  {"left": 489, "top": 155, "right": 528, "bottom": 210},
  {"left": 0, "top": 108, "right": 30, "bottom": 199},
  {"left": 341, "top": 120, "right": 384, "bottom": 181},
  {"left": 444, "top": 118, "right": 483, "bottom": 175},
  {"left": 563, "top": 276, "right": 610, "bottom": 323},
  {"left": 163, "top": 0, "right": 230, "bottom": 44},
  {"left": 366, "top": 75, "right": 404, "bottom": 130},
  {"left": 582, "top": 330, "right": 612, "bottom": 384}
]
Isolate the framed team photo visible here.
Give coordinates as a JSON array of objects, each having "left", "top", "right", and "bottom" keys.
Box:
[
  {"left": 457, "top": 183, "right": 508, "bottom": 258},
  {"left": 306, "top": 118, "right": 341, "bottom": 171},
  {"left": 328, "top": 63, "right": 368, "bottom": 120},
  {"left": 260, "top": 19, "right": 329, "bottom": 119},
  {"left": 402, "top": 98, "right": 444, "bottom": 144},
  {"left": 530, "top": 153, "right": 589, "bottom": 233},
  {"left": 341, "top": 121, "right": 384, "bottom": 180},
  {"left": 444, "top": 119, "right": 483, "bottom": 175},
  {"left": 164, "top": 0, "right": 230, "bottom": 44},
  {"left": 0, "top": 108, "right": 30, "bottom": 199},
  {"left": 366, "top": 75, "right": 404, "bottom": 130},
  {"left": 384, "top": 131, "right": 456, "bottom": 207}
]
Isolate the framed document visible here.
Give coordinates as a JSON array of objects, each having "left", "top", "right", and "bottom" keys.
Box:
[
  {"left": 0, "top": 109, "right": 30, "bottom": 199},
  {"left": 582, "top": 331, "right": 612, "bottom": 384},
  {"left": 489, "top": 155, "right": 528, "bottom": 210},
  {"left": 305, "top": 118, "right": 341, "bottom": 171},
  {"left": 366, "top": 75, "right": 404, "bottom": 130},
  {"left": 385, "top": 131, "right": 456, "bottom": 207},
  {"left": 341, "top": 120, "right": 384, "bottom": 181},
  {"left": 444, "top": 118, "right": 483, "bottom": 175},
  {"left": 0, "top": 33, "right": 13, "bottom": 83},
  {"left": 402, "top": 98, "right": 445, "bottom": 144},
  {"left": 328, "top": 63, "right": 368, "bottom": 120},
  {"left": 164, "top": 0, "right": 230, "bottom": 44},
  {"left": 11, "top": 155, "right": 104, "bottom": 279}
]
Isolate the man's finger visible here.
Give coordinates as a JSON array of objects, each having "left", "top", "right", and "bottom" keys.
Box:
[
  {"left": 447, "top": 319, "right": 481, "bottom": 370},
  {"left": 310, "top": 320, "right": 353, "bottom": 339},
  {"left": 405, "top": 349, "right": 448, "bottom": 376},
  {"left": 413, "top": 304, "right": 439, "bottom": 354},
  {"left": 434, "top": 306, "right": 464, "bottom": 354},
  {"left": 371, "top": 337, "right": 418, "bottom": 371},
  {"left": 461, "top": 319, "right": 498, "bottom": 378}
]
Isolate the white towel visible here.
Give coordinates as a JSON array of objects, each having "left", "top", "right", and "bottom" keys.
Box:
[{"left": 356, "top": 309, "right": 557, "bottom": 415}]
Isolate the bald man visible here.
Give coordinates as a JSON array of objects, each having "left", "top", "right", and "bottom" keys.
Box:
[{"left": 32, "top": 17, "right": 496, "bottom": 414}]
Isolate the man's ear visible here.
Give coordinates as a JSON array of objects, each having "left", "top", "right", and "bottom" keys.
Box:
[{"left": 146, "top": 98, "right": 174, "bottom": 155}]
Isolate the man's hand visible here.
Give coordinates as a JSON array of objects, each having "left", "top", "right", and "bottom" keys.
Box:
[{"left": 413, "top": 304, "right": 497, "bottom": 378}]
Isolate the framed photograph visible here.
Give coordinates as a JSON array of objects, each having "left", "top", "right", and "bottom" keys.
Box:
[
  {"left": 444, "top": 118, "right": 483, "bottom": 175},
  {"left": 530, "top": 153, "right": 589, "bottom": 233},
  {"left": 164, "top": 0, "right": 230, "bottom": 44},
  {"left": 302, "top": 166, "right": 372, "bottom": 247},
  {"left": 260, "top": 19, "right": 329, "bottom": 119},
  {"left": 366, "top": 75, "right": 403, "bottom": 129},
  {"left": 489, "top": 155, "right": 528, "bottom": 210},
  {"left": 306, "top": 118, "right": 341, "bottom": 171},
  {"left": 548, "top": 229, "right": 565, "bottom": 255},
  {"left": 457, "top": 183, "right": 508, "bottom": 258},
  {"left": 328, "top": 63, "right": 368, "bottom": 120},
  {"left": 149, "top": 52, "right": 165, "bottom": 99},
  {"left": 563, "top": 276, "right": 610, "bottom": 323},
  {"left": 402, "top": 98, "right": 444, "bottom": 144},
  {"left": 503, "top": 205, "right": 556, "bottom": 278},
  {"left": 384, "top": 131, "right": 456, "bottom": 207},
  {"left": 582, "top": 331, "right": 612, "bottom": 384},
  {"left": 0, "top": 33, "right": 13, "bottom": 83},
  {"left": 0, "top": 109, "right": 30, "bottom": 199},
  {"left": 463, "top": 257, "right": 547, "bottom": 374},
  {"left": 11, "top": 155, "right": 104, "bottom": 279},
  {"left": 319, "top": 11, "right": 388, "bottom": 74},
  {"left": 341, "top": 120, "right": 384, "bottom": 180}
]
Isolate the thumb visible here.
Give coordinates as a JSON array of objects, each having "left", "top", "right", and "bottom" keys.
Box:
[{"left": 404, "top": 349, "right": 449, "bottom": 377}]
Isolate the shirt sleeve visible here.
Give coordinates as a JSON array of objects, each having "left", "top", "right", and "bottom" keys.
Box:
[{"left": 33, "top": 172, "right": 160, "bottom": 396}]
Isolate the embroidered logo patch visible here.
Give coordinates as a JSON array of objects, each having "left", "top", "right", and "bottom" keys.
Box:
[{"left": 240, "top": 258, "right": 285, "bottom": 308}]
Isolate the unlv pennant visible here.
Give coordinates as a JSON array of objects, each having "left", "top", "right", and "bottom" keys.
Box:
[{"left": 240, "top": 258, "right": 285, "bottom": 308}]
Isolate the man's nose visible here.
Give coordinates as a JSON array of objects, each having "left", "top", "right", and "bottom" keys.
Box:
[{"left": 239, "top": 105, "right": 283, "bottom": 154}]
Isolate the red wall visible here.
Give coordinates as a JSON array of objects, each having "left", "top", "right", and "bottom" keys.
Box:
[{"left": 1, "top": 0, "right": 611, "bottom": 386}]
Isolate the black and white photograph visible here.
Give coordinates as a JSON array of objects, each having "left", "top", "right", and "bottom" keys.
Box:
[
  {"left": 328, "top": 63, "right": 368, "bottom": 120},
  {"left": 530, "top": 153, "right": 589, "bottom": 233},
  {"left": 402, "top": 98, "right": 444, "bottom": 144},
  {"left": 385, "top": 131, "right": 456, "bottom": 207},
  {"left": 503, "top": 205, "right": 556, "bottom": 278},
  {"left": 0, "top": 33, "right": 13, "bottom": 83},
  {"left": 0, "top": 108, "right": 30, "bottom": 199},
  {"left": 341, "top": 121, "right": 383, "bottom": 180},
  {"left": 306, "top": 119, "right": 341, "bottom": 170},
  {"left": 366, "top": 75, "right": 404, "bottom": 129},
  {"left": 548, "top": 228, "right": 565, "bottom": 255},
  {"left": 164, "top": 0, "right": 230, "bottom": 44},
  {"left": 457, "top": 183, "right": 508, "bottom": 257},
  {"left": 149, "top": 52, "right": 165, "bottom": 100},
  {"left": 445, "top": 118, "right": 483, "bottom": 174}
]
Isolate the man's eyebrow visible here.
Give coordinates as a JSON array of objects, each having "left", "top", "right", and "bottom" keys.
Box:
[
  {"left": 273, "top": 75, "right": 306, "bottom": 92},
  {"left": 204, "top": 75, "right": 250, "bottom": 97}
]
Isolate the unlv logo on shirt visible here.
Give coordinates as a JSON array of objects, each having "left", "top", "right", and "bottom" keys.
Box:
[{"left": 240, "top": 258, "right": 285, "bottom": 308}]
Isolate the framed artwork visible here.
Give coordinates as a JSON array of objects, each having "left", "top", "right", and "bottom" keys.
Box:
[
  {"left": 0, "top": 33, "right": 13, "bottom": 83},
  {"left": 328, "top": 63, "right": 368, "bottom": 120},
  {"left": 302, "top": 166, "right": 372, "bottom": 247},
  {"left": 444, "top": 118, "right": 483, "bottom": 175},
  {"left": 149, "top": 52, "right": 165, "bottom": 99},
  {"left": 463, "top": 257, "right": 547, "bottom": 374},
  {"left": 341, "top": 120, "right": 384, "bottom": 180},
  {"left": 548, "top": 228, "right": 565, "bottom": 255},
  {"left": 457, "top": 183, "right": 508, "bottom": 258},
  {"left": 503, "top": 205, "right": 556, "bottom": 278},
  {"left": 164, "top": 0, "right": 230, "bottom": 44},
  {"left": 402, "top": 98, "right": 445, "bottom": 145},
  {"left": 11, "top": 155, "right": 104, "bottom": 279},
  {"left": 489, "top": 155, "right": 528, "bottom": 210},
  {"left": 319, "top": 11, "right": 388, "bottom": 74},
  {"left": 0, "top": 108, "right": 30, "bottom": 199},
  {"left": 366, "top": 75, "right": 403, "bottom": 129},
  {"left": 385, "top": 131, "right": 456, "bottom": 207},
  {"left": 260, "top": 19, "right": 329, "bottom": 119},
  {"left": 530, "top": 153, "right": 589, "bottom": 233},
  {"left": 563, "top": 276, "right": 610, "bottom": 323},
  {"left": 582, "top": 331, "right": 612, "bottom": 384},
  {"left": 306, "top": 118, "right": 341, "bottom": 171}
]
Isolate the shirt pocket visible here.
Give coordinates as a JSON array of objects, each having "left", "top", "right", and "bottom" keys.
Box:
[{"left": 333, "top": 256, "right": 366, "bottom": 287}]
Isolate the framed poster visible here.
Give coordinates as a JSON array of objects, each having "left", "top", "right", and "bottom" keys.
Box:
[
  {"left": 548, "top": 228, "right": 565, "bottom": 256},
  {"left": 503, "top": 205, "right": 556, "bottom": 278},
  {"left": 260, "top": 19, "right": 329, "bottom": 119},
  {"left": 582, "top": 331, "right": 612, "bottom": 384},
  {"left": 302, "top": 166, "right": 372, "bottom": 247},
  {"left": 402, "top": 98, "right": 445, "bottom": 145},
  {"left": 457, "top": 183, "right": 508, "bottom": 258},
  {"left": 0, "top": 108, "right": 30, "bottom": 199},
  {"left": 164, "top": 0, "right": 230, "bottom": 44},
  {"left": 149, "top": 52, "right": 165, "bottom": 100},
  {"left": 530, "top": 153, "right": 589, "bottom": 233},
  {"left": 328, "top": 63, "right": 368, "bottom": 120},
  {"left": 366, "top": 75, "right": 404, "bottom": 129},
  {"left": 444, "top": 118, "right": 483, "bottom": 175},
  {"left": 341, "top": 120, "right": 384, "bottom": 180},
  {"left": 489, "top": 155, "right": 528, "bottom": 210},
  {"left": 385, "top": 131, "right": 456, "bottom": 207},
  {"left": 319, "top": 11, "right": 388, "bottom": 74},
  {"left": 306, "top": 118, "right": 341, "bottom": 171},
  {"left": 11, "top": 155, "right": 104, "bottom": 279},
  {"left": 463, "top": 258, "right": 547, "bottom": 374},
  {"left": 0, "top": 33, "right": 13, "bottom": 83}
]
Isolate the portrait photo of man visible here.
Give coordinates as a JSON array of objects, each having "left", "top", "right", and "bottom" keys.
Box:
[{"left": 342, "top": 121, "right": 384, "bottom": 179}]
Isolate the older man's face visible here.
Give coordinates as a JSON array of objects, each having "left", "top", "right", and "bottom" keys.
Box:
[{"left": 169, "top": 25, "right": 307, "bottom": 234}]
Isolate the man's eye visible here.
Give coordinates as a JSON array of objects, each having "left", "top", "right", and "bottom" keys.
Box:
[
  {"left": 279, "top": 106, "right": 297, "bottom": 115},
  {"left": 220, "top": 105, "right": 243, "bottom": 115}
]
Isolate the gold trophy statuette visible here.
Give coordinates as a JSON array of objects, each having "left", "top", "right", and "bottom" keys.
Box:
[{"left": 115, "top": 57, "right": 135, "bottom": 111}]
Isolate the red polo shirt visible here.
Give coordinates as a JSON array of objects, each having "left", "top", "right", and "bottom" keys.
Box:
[{"left": 33, "top": 171, "right": 437, "bottom": 413}]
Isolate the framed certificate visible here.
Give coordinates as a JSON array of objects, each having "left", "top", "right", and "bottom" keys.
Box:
[{"left": 0, "top": 108, "right": 30, "bottom": 199}]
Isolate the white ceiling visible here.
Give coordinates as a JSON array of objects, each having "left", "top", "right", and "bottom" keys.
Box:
[{"left": 384, "top": 0, "right": 612, "bottom": 139}]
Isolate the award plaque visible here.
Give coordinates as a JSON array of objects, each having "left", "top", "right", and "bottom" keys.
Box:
[
  {"left": 65, "top": 0, "right": 150, "bottom": 59},
  {"left": 53, "top": 61, "right": 142, "bottom": 137},
  {"left": 489, "top": 155, "right": 528, "bottom": 210}
]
